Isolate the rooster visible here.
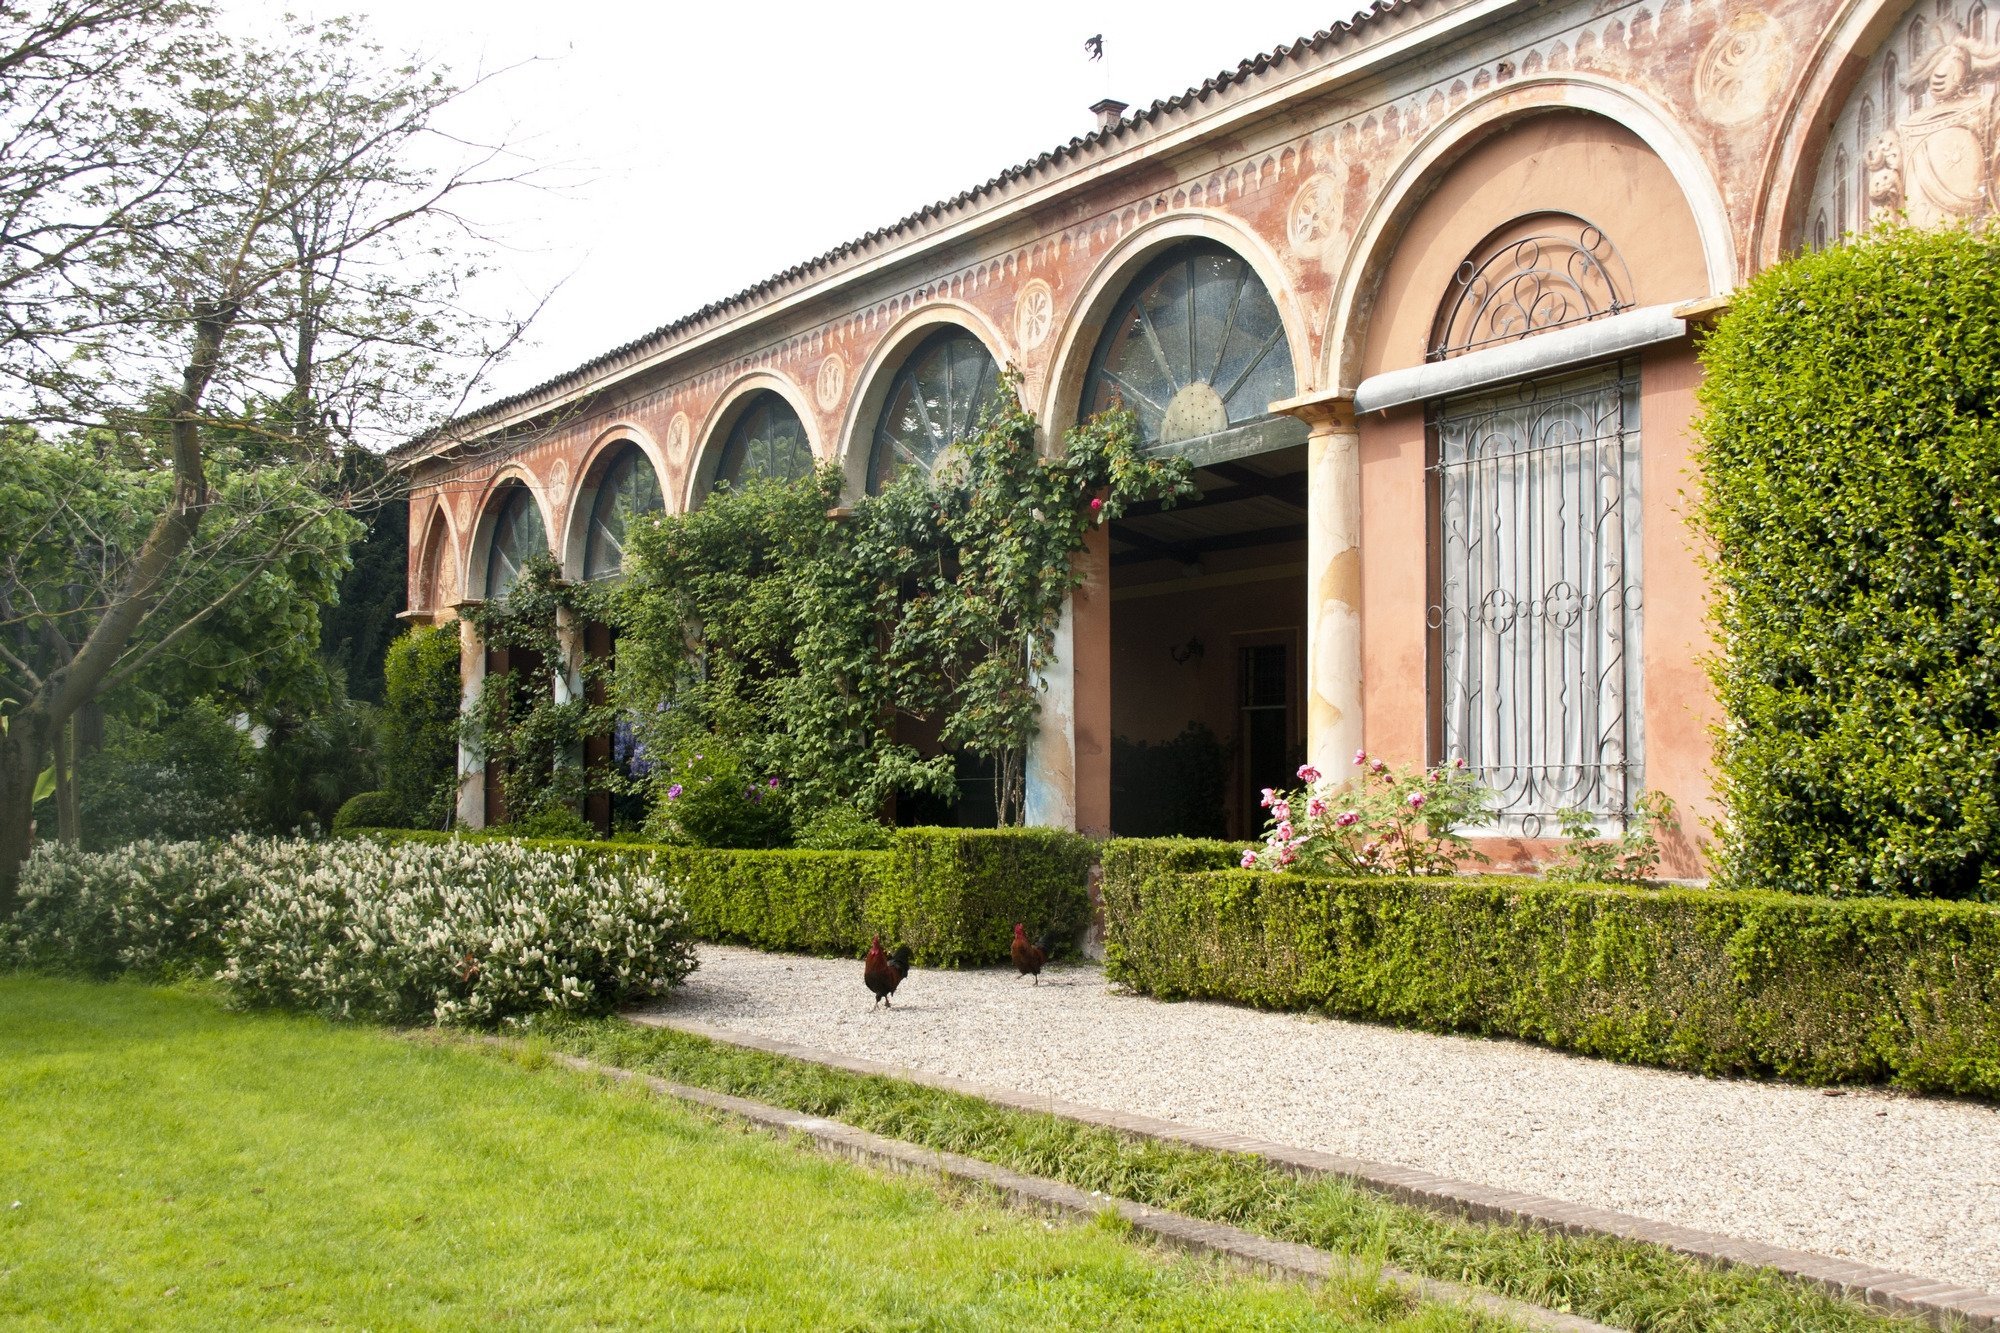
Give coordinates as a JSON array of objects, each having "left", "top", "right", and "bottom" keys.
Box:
[
  {"left": 1010, "top": 923, "right": 1058, "bottom": 985},
  {"left": 863, "top": 935, "right": 912, "bottom": 1008}
]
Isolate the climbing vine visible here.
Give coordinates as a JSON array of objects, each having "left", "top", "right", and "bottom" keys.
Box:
[
  {"left": 616, "top": 376, "right": 1193, "bottom": 831},
  {"left": 462, "top": 553, "right": 626, "bottom": 825}
]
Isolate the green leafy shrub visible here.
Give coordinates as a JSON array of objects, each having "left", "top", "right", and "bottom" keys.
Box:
[
  {"left": 7, "top": 837, "right": 695, "bottom": 1025},
  {"left": 1100, "top": 847, "right": 2000, "bottom": 1096},
  {"left": 874, "top": 827, "right": 1095, "bottom": 964},
  {"left": 793, "top": 804, "right": 894, "bottom": 851},
  {"left": 1545, "top": 791, "right": 1676, "bottom": 885},
  {"left": 647, "top": 747, "right": 793, "bottom": 849},
  {"left": 1696, "top": 222, "right": 2000, "bottom": 899},
  {"left": 495, "top": 804, "right": 597, "bottom": 842},
  {"left": 78, "top": 700, "right": 254, "bottom": 848},
  {"left": 381, "top": 622, "right": 463, "bottom": 832},
  {"left": 332, "top": 790, "right": 405, "bottom": 833}
]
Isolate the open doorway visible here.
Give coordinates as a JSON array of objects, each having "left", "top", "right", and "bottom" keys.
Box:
[{"left": 1108, "top": 445, "right": 1307, "bottom": 840}]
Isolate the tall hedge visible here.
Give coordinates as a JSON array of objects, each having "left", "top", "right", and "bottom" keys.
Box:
[
  {"left": 381, "top": 622, "right": 463, "bottom": 831},
  {"left": 1100, "top": 847, "right": 2000, "bottom": 1097},
  {"left": 1696, "top": 223, "right": 2000, "bottom": 899}
]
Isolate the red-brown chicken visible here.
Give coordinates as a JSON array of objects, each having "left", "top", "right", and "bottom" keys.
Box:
[
  {"left": 863, "top": 935, "right": 912, "bottom": 1007},
  {"left": 1010, "top": 923, "right": 1057, "bottom": 985}
]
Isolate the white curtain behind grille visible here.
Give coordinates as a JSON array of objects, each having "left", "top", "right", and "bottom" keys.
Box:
[{"left": 1431, "top": 363, "right": 1644, "bottom": 832}]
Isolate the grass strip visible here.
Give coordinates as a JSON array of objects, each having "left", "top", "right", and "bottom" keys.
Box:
[
  {"left": 530, "top": 1015, "right": 1948, "bottom": 1333},
  {"left": 1, "top": 975, "right": 1503, "bottom": 1331}
]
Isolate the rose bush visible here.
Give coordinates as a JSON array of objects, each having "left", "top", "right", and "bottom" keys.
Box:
[{"left": 1243, "top": 751, "right": 1493, "bottom": 876}]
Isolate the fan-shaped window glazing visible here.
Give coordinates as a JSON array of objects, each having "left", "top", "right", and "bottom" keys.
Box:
[
  {"left": 1081, "top": 243, "right": 1298, "bottom": 451},
  {"left": 484, "top": 483, "right": 547, "bottom": 602},
  {"left": 708, "top": 393, "right": 813, "bottom": 496},
  {"left": 582, "top": 445, "right": 663, "bottom": 580},
  {"left": 868, "top": 329, "right": 1001, "bottom": 492}
]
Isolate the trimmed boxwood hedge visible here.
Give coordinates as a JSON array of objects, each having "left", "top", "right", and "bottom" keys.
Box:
[
  {"left": 1100, "top": 840, "right": 2000, "bottom": 1097},
  {"left": 374, "top": 826, "right": 1091, "bottom": 966},
  {"left": 1696, "top": 223, "right": 2000, "bottom": 900},
  {"left": 332, "top": 790, "right": 405, "bottom": 834}
]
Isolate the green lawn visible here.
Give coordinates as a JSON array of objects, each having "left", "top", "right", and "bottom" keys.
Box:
[{"left": 0, "top": 977, "right": 1499, "bottom": 1331}]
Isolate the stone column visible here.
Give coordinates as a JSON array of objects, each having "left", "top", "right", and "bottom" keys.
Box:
[
  {"left": 455, "top": 607, "right": 485, "bottom": 829},
  {"left": 1024, "top": 528, "right": 1112, "bottom": 832},
  {"left": 1273, "top": 392, "right": 1363, "bottom": 774}
]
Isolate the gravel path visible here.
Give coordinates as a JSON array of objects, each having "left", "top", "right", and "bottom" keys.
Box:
[{"left": 642, "top": 945, "right": 2000, "bottom": 1296}]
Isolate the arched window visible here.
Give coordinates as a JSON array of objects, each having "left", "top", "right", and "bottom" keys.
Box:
[
  {"left": 1972, "top": 1, "right": 1989, "bottom": 42},
  {"left": 484, "top": 483, "right": 547, "bottom": 602},
  {"left": 868, "top": 328, "right": 1001, "bottom": 492},
  {"left": 581, "top": 445, "right": 664, "bottom": 580},
  {"left": 1813, "top": 210, "right": 1830, "bottom": 250},
  {"left": 1080, "top": 242, "right": 1299, "bottom": 453},
  {"left": 1857, "top": 96, "right": 1875, "bottom": 158},
  {"left": 418, "top": 510, "right": 459, "bottom": 612},
  {"left": 1883, "top": 53, "right": 1901, "bottom": 126},
  {"left": 708, "top": 392, "right": 813, "bottom": 497},
  {"left": 1429, "top": 214, "right": 1633, "bottom": 360}
]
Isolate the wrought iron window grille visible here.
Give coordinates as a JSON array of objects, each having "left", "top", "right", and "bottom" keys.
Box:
[
  {"left": 1425, "top": 361, "right": 1645, "bottom": 836},
  {"left": 1428, "top": 220, "right": 1635, "bottom": 363}
]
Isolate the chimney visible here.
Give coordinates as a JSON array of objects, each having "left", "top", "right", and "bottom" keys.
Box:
[{"left": 1090, "top": 97, "right": 1127, "bottom": 132}]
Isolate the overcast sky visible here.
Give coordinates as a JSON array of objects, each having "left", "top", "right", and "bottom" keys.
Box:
[{"left": 236, "top": 1, "right": 1365, "bottom": 407}]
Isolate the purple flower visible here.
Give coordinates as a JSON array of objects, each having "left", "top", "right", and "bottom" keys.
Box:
[
  {"left": 1335, "top": 810, "right": 1360, "bottom": 828},
  {"left": 768, "top": 777, "right": 781, "bottom": 789},
  {"left": 666, "top": 784, "right": 683, "bottom": 801},
  {"left": 1239, "top": 849, "right": 1258, "bottom": 869},
  {"left": 1297, "top": 763, "right": 1322, "bottom": 783},
  {"left": 1406, "top": 791, "right": 1427, "bottom": 810}
]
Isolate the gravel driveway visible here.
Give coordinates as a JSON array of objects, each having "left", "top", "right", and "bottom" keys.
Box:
[{"left": 643, "top": 945, "right": 2000, "bottom": 1297}]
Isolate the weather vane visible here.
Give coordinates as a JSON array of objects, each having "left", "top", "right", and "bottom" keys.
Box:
[{"left": 1084, "top": 33, "right": 1104, "bottom": 61}]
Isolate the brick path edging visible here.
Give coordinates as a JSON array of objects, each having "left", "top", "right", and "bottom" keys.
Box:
[
  {"left": 514, "top": 1039, "right": 1616, "bottom": 1333},
  {"left": 628, "top": 1012, "right": 2000, "bottom": 1332}
]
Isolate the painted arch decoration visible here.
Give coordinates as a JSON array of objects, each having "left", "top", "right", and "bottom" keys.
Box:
[
  {"left": 1807, "top": 0, "right": 2000, "bottom": 244},
  {"left": 484, "top": 482, "right": 547, "bottom": 602},
  {"left": 868, "top": 328, "right": 1001, "bottom": 493},
  {"left": 1080, "top": 241, "right": 1301, "bottom": 455},
  {"left": 581, "top": 444, "right": 664, "bottom": 580},
  {"left": 707, "top": 391, "right": 814, "bottom": 497}
]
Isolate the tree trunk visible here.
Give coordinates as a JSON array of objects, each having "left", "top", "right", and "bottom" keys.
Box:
[
  {"left": 0, "top": 709, "right": 53, "bottom": 916},
  {"left": 54, "top": 717, "right": 80, "bottom": 845}
]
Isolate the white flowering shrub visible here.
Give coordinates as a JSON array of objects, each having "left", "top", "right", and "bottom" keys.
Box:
[
  {"left": 9, "top": 839, "right": 234, "bottom": 978},
  {"left": 7, "top": 837, "right": 694, "bottom": 1025}
]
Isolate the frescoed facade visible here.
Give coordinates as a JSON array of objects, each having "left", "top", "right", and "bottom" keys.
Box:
[{"left": 395, "top": 0, "right": 1987, "bottom": 873}]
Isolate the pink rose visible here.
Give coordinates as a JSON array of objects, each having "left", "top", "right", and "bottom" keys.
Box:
[
  {"left": 1275, "top": 821, "right": 1294, "bottom": 842},
  {"left": 1297, "top": 763, "right": 1321, "bottom": 783},
  {"left": 1335, "top": 810, "right": 1360, "bottom": 828},
  {"left": 1453, "top": 756, "right": 1467, "bottom": 770},
  {"left": 1240, "top": 849, "right": 1258, "bottom": 869},
  {"left": 1259, "top": 787, "right": 1276, "bottom": 809},
  {"left": 1406, "top": 791, "right": 1427, "bottom": 810},
  {"left": 1277, "top": 844, "right": 1298, "bottom": 867},
  {"left": 1271, "top": 801, "right": 1291, "bottom": 822},
  {"left": 1089, "top": 496, "right": 1104, "bottom": 513},
  {"left": 1370, "top": 759, "right": 1387, "bottom": 774},
  {"left": 1352, "top": 749, "right": 1367, "bottom": 767},
  {"left": 1306, "top": 796, "right": 1327, "bottom": 818}
]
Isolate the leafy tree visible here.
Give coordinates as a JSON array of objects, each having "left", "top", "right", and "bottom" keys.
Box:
[{"left": 0, "top": 4, "right": 527, "bottom": 908}]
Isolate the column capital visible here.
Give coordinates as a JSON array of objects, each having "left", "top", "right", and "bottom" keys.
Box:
[{"left": 1267, "top": 389, "right": 1356, "bottom": 432}]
